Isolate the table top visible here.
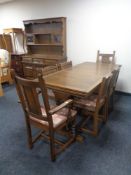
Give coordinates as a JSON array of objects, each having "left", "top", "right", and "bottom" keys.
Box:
[{"left": 44, "top": 62, "right": 120, "bottom": 97}]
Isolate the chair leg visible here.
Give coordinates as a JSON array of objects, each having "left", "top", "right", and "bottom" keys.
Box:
[
  {"left": 109, "top": 93, "right": 114, "bottom": 113},
  {"left": 8, "top": 73, "right": 13, "bottom": 84},
  {"left": 25, "top": 117, "right": 33, "bottom": 149},
  {"left": 49, "top": 129, "right": 56, "bottom": 161},
  {"left": 111, "top": 93, "right": 114, "bottom": 111},
  {"left": 71, "top": 121, "right": 76, "bottom": 138},
  {"left": 103, "top": 101, "right": 109, "bottom": 122},
  {"left": 93, "top": 113, "right": 98, "bottom": 136},
  {"left": 67, "top": 118, "right": 76, "bottom": 138}
]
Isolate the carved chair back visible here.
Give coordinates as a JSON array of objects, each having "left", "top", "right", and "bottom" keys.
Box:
[{"left": 97, "top": 50, "right": 116, "bottom": 64}]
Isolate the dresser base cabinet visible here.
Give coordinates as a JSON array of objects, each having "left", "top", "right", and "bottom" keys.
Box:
[{"left": 11, "top": 53, "right": 24, "bottom": 76}]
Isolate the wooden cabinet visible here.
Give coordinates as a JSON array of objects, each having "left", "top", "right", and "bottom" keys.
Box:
[
  {"left": 0, "top": 34, "right": 24, "bottom": 76},
  {"left": 23, "top": 17, "right": 67, "bottom": 64},
  {"left": 3, "top": 28, "right": 25, "bottom": 53},
  {"left": 11, "top": 53, "right": 24, "bottom": 76},
  {"left": 0, "top": 34, "right": 13, "bottom": 52}
]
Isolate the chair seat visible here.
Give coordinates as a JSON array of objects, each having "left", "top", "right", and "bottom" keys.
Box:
[
  {"left": 74, "top": 95, "right": 104, "bottom": 112},
  {"left": 47, "top": 89, "right": 55, "bottom": 99},
  {"left": 30, "top": 107, "right": 77, "bottom": 129}
]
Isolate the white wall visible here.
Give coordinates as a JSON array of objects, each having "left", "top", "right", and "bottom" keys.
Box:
[{"left": 0, "top": 0, "right": 131, "bottom": 93}]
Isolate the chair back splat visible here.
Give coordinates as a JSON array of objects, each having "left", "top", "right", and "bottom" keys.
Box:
[{"left": 17, "top": 75, "right": 50, "bottom": 119}]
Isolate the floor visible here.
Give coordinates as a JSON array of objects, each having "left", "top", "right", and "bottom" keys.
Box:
[{"left": 0, "top": 85, "right": 131, "bottom": 175}]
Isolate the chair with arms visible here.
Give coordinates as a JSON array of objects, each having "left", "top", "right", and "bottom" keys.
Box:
[
  {"left": 12, "top": 71, "right": 77, "bottom": 161},
  {"left": 96, "top": 50, "right": 116, "bottom": 64},
  {"left": 35, "top": 64, "right": 59, "bottom": 99},
  {"left": 0, "top": 49, "right": 13, "bottom": 84},
  {"left": 74, "top": 74, "right": 112, "bottom": 136}
]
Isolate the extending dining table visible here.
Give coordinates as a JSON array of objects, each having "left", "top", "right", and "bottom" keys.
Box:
[{"left": 44, "top": 62, "right": 119, "bottom": 98}]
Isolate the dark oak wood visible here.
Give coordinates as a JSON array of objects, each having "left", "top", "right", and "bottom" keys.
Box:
[
  {"left": 12, "top": 72, "right": 77, "bottom": 161},
  {"left": 44, "top": 62, "right": 120, "bottom": 137},
  {"left": 22, "top": 60, "right": 58, "bottom": 79},
  {"left": 11, "top": 53, "right": 25, "bottom": 76},
  {"left": 74, "top": 74, "right": 112, "bottom": 136},
  {"left": 23, "top": 17, "right": 67, "bottom": 64},
  {"left": 44, "top": 62, "right": 120, "bottom": 98}
]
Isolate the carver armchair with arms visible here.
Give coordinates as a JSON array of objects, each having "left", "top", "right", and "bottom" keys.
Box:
[{"left": 12, "top": 71, "right": 77, "bottom": 161}]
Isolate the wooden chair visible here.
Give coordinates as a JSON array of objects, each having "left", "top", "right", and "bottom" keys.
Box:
[
  {"left": 74, "top": 74, "right": 112, "bottom": 136},
  {"left": 107, "top": 66, "right": 121, "bottom": 113},
  {"left": 36, "top": 65, "right": 58, "bottom": 77},
  {"left": 35, "top": 65, "right": 59, "bottom": 99},
  {"left": 22, "top": 59, "right": 58, "bottom": 100},
  {"left": 96, "top": 50, "right": 116, "bottom": 64},
  {"left": 22, "top": 59, "right": 45, "bottom": 79},
  {"left": 53, "top": 61, "right": 73, "bottom": 104},
  {"left": 22, "top": 61, "right": 35, "bottom": 79},
  {"left": 38, "top": 65, "right": 59, "bottom": 99},
  {"left": 58, "top": 61, "right": 72, "bottom": 70},
  {"left": 12, "top": 72, "right": 77, "bottom": 161},
  {"left": 0, "top": 49, "right": 13, "bottom": 84}
]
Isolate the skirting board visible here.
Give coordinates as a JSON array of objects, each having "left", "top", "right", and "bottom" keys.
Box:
[{"left": 115, "top": 90, "right": 131, "bottom": 96}]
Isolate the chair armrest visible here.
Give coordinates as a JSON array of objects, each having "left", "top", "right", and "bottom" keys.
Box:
[{"left": 49, "top": 99, "right": 73, "bottom": 115}]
